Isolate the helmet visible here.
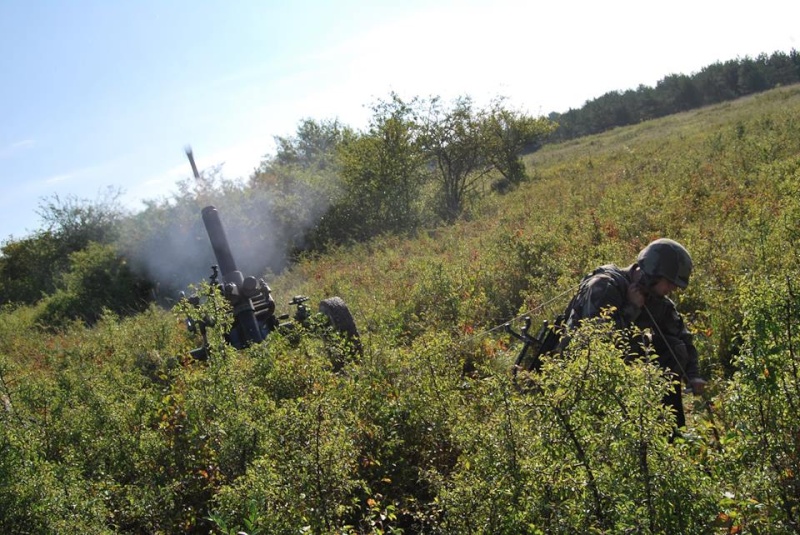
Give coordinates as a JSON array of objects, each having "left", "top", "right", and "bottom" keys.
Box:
[{"left": 637, "top": 238, "right": 693, "bottom": 289}]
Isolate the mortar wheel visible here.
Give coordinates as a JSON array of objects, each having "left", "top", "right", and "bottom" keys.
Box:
[{"left": 319, "top": 297, "right": 363, "bottom": 366}]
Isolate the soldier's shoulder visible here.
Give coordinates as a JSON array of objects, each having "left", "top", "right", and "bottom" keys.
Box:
[{"left": 586, "top": 264, "right": 628, "bottom": 285}]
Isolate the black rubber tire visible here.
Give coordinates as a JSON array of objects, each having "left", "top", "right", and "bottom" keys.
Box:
[
  {"left": 319, "top": 297, "right": 359, "bottom": 337},
  {"left": 318, "top": 297, "right": 362, "bottom": 360}
]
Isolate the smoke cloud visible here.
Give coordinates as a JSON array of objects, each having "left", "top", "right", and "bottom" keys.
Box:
[{"left": 120, "top": 168, "right": 335, "bottom": 305}]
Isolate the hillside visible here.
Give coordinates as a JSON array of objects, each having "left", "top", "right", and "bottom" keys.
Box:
[
  {"left": 279, "top": 84, "right": 800, "bottom": 367},
  {"left": 2, "top": 85, "right": 800, "bottom": 533}
]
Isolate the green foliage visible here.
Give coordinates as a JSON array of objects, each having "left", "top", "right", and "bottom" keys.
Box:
[
  {"left": 714, "top": 272, "right": 800, "bottom": 531},
  {"left": 3, "top": 85, "right": 800, "bottom": 533},
  {"left": 267, "top": 117, "right": 352, "bottom": 171},
  {"left": 317, "top": 94, "right": 427, "bottom": 244},
  {"left": 436, "top": 322, "right": 718, "bottom": 533},
  {"left": 419, "top": 95, "right": 490, "bottom": 222},
  {"left": 253, "top": 117, "right": 355, "bottom": 254},
  {"left": 0, "top": 306, "right": 190, "bottom": 532},
  {"left": 0, "top": 94, "right": 551, "bottom": 321},
  {"left": 36, "top": 242, "right": 152, "bottom": 327},
  {"left": 304, "top": 93, "right": 555, "bottom": 245},
  {"left": 36, "top": 188, "right": 126, "bottom": 250},
  {"left": 0, "top": 230, "right": 62, "bottom": 304},
  {"left": 482, "top": 97, "right": 558, "bottom": 186},
  {"left": 0, "top": 189, "right": 126, "bottom": 306}
]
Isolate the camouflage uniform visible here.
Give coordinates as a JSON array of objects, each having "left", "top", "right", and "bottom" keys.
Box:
[{"left": 564, "top": 263, "right": 700, "bottom": 429}]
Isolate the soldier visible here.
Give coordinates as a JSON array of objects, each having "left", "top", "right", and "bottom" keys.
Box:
[{"left": 563, "top": 238, "right": 707, "bottom": 431}]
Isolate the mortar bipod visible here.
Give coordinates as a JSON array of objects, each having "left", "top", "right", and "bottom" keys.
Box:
[{"left": 507, "top": 315, "right": 563, "bottom": 376}]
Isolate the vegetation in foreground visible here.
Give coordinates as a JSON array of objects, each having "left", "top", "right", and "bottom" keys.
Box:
[{"left": 2, "top": 85, "right": 800, "bottom": 533}]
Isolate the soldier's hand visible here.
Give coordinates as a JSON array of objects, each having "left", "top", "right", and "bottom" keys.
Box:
[
  {"left": 627, "top": 282, "right": 646, "bottom": 308},
  {"left": 689, "top": 377, "right": 707, "bottom": 395}
]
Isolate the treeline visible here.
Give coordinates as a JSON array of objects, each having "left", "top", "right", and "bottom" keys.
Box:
[
  {"left": 0, "top": 95, "right": 554, "bottom": 325},
  {"left": 549, "top": 49, "right": 800, "bottom": 140}
]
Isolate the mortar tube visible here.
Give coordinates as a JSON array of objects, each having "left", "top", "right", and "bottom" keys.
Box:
[
  {"left": 201, "top": 205, "right": 264, "bottom": 345},
  {"left": 202, "top": 206, "right": 238, "bottom": 278}
]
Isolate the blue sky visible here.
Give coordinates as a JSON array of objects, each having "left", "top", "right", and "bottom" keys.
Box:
[{"left": 1, "top": 0, "right": 798, "bottom": 242}]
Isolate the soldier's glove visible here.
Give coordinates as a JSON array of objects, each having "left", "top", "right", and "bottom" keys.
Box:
[{"left": 688, "top": 377, "right": 707, "bottom": 395}]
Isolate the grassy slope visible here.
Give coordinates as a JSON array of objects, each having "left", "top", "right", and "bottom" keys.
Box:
[{"left": 272, "top": 83, "right": 800, "bottom": 375}]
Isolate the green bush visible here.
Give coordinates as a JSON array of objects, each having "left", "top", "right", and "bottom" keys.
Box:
[
  {"left": 436, "top": 321, "right": 718, "bottom": 533},
  {"left": 36, "top": 242, "right": 152, "bottom": 327},
  {"left": 715, "top": 272, "right": 800, "bottom": 531}
]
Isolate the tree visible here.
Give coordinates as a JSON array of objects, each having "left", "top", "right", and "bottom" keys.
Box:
[
  {"left": 0, "top": 189, "right": 127, "bottom": 305},
  {"left": 249, "top": 118, "right": 355, "bottom": 252},
  {"left": 36, "top": 187, "right": 126, "bottom": 251},
  {"left": 737, "top": 55, "right": 770, "bottom": 96},
  {"left": 764, "top": 50, "right": 800, "bottom": 87},
  {"left": 419, "top": 96, "right": 490, "bottom": 223},
  {"left": 480, "top": 98, "right": 556, "bottom": 186},
  {"left": 317, "top": 94, "right": 427, "bottom": 243},
  {"left": 0, "top": 231, "right": 61, "bottom": 304},
  {"left": 655, "top": 74, "right": 701, "bottom": 114},
  {"left": 258, "top": 118, "right": 352, "bottom": 174},
  {"left": 37, "top": 242, "right": 152, "bottom": 327},
  {"left": 693, "top": 62, "right": 735, "bottom": 106}
]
